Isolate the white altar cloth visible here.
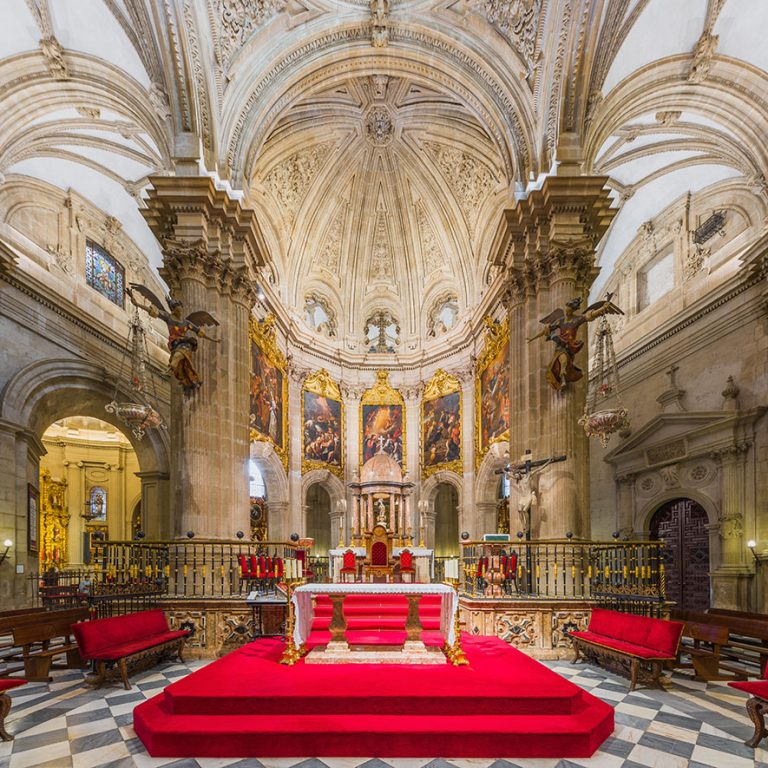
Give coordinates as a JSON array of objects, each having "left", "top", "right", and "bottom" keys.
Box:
[{"left": 292, "top": 582, "right": 457, "bottom": 648}]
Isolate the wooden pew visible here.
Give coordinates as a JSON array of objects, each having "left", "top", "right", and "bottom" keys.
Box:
[
  {"left": 0, "top": 608, "right": 90, "bottom": 681},
  {"left": 673, "top": 609, "right": 768, "bottom": 676},
  {"left": 677, "top": 622, "right": 733, "bottom": 681}
]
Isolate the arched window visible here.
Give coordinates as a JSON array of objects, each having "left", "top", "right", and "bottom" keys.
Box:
[
  {"left": 364, "top": 310, "right": 400, "bottom": 353},
  {"left": 89, "top": 487, "right": 107, "bottom": 521},
  {"left": 85, "top": 240, "right": 125, "bottom": 307},
  {"left": 248, "top": 460, "right": 267, "bottom": 499}
]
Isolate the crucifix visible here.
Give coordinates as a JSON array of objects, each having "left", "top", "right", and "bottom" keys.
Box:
[{"left": 497, "top": 449, "right": 567, "bottom": 539}]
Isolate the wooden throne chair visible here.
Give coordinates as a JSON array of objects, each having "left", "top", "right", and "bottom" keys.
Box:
[{"left": 363, "top": 524, "right": 395, "bottom": 582}]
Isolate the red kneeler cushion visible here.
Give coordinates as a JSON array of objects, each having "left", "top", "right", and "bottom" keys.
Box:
[
  {"left": 0, "top": 680, "right": 26, "bottom": 693},
  {"left": 729, "top": 680, "right": 768, "bottom": 698}
]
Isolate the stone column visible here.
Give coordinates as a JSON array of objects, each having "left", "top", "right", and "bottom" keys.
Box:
[
  {"left": 288, "top": 367, "right": 308, "bottom": 538},
  {"left": 490, "top": 176, "right": 615, "bottom": 540},
  {"left": 141, "top": 177, "right": 265, "bottom": 539},
  {"left": 403, "top": 384, "right": 422, "bottom": 530},
  {"left": 135, "top": 471, "right": 171, "bottom": 539},
  {"left": 616, "top": 473, "right": 637, "bottom": 538},
  {"left": 456, "top": 367, "right": 475, "bottom": 538},
  {"left": 712, "top": 443, "right": 753, "bottom": 608}
]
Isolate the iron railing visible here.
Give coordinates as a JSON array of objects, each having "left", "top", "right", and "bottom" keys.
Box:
[{"left": 457, "top": 539, "right": 666, "bottom": 606}]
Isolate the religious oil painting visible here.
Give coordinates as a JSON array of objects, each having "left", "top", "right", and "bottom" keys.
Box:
[
  {"left": 303, "top": 392, "right": 342, "bottom": 469},
  {"left": 423, "top": 392, "right": 461, "bottom": 469},
  {"left": 480, "top": 342, "right": 510, "bottom": 447},
  {"left": 250, "top": 346, "right": 284, "bottom": 449},
  {"left": 249, "top": 316, "right": 288, "bottom": 468},
  {"left": 476, "top": 317, "right": 510, "bottom": 467},
  {"left": 362, "top": 404, "right": 404, "bottom": 466}
]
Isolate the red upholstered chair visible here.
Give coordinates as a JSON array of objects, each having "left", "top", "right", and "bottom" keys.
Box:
[
  {"left": 340, "top": 549, "right": 358, "bottom": 583},
  {"left": 363, "top": 524, "right": 395, "bottom": 582},
  {"left": 504, "top": 551, "right": 518, "bottom": 594},
  {"left": 0, "top": 679, "right": 27, "bottom": 741},
  {"left": 399, "top": 549, "right": 415, "bottom": 583},
  {"left": 295, "top": 549, "right": 314, "bottom": 580}
]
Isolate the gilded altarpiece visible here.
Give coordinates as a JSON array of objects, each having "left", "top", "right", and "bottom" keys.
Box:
[
  {"left": 39, "top": 470, "right": 69, "bottom": 570},
  {"left": 360, "top": 371, "right": 405, "bottom": 469},
  {"left": 302, "top": 369, "right": 344, "bottom": 480},
  {"left": 475, "top": 317, "right": 510, "bottom": 467},
  {"left": 421, "top": 369, "right": 462, "bottom": 478},
  {"left": 249, "top": 315, "right": 288, "bottom": 469}
]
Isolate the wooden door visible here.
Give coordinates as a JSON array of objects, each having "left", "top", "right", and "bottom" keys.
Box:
[{"left": 650, "top": 498, "right": 711, "bottom": 612}]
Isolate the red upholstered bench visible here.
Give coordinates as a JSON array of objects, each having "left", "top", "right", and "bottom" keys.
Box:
[
  {"left": 0, "top": 679, "right": 26, "bottom": 741},
  {"left": 72, "top": 609, "right": 189, "bottom": 690},
  {"left": 569, "top": 607, "right": 684, "bottom": 691},
  {"left": 729, "top": 678, "right": 768, "bottom": 747}
]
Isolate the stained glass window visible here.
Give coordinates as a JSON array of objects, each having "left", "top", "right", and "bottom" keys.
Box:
[
  {"left": 89, "top": 487, "right": 107, "bottom": 521},
  {"left": 85, "top": 240, "right": 124, "bottom": 307}
]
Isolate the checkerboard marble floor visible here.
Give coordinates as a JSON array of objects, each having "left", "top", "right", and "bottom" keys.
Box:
[{"left": 1, "top": 654, "right": 767, "bottom": 768}]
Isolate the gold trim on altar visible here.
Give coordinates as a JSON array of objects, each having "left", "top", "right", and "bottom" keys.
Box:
[
  {"left": 301, "top": 368, "right": 344, "bottom": 480},
  {"left": 249, "top": 314, "right": 289, "bottom": 470},
  {"left": 360, "top": 371, "right": 405, "bottom": 470},
  {"left": 40, "top": 469, "right": 69, "bottom": 570},
  {"left": 475, "top": 316, "right": 510, "bottom": 468},
  {"left": 421, "top": 369, "right": 462, "bottom": 479}
]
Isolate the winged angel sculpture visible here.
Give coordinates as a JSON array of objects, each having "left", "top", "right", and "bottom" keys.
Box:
[
  {"left": 127, "top": 284, "right": 219, "bottom": 395},
  {"left": 528, "top": 295, "right": 623, "bottom": 391}
]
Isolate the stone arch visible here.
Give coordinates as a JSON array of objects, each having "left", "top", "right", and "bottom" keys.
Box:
[
  {"left": 475, "top": 444, "right": 508, "bottom": 506},
  {"left": 300, "top": 469, "right": 346, "bottom": 510},
  {"left": 421, "top": 470, "right": 463, "bottom": 507},
  {"left": 0, "top": 358, "right": 170, "bottom": 475},
  {"left": 638, "top": 488, "right": 718, "bottom": 536},
  {"left": 249, "top": 441, "right": 289, "bottom": 505}
]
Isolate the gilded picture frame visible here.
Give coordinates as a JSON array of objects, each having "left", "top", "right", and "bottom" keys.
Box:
[
  {"left": 249, "top": 314, "right": 288, "bottom": 470},
  {"left": 421, "top": 369, "right": 462, "bottom": 479},
  {"left": 302, "top": 369, "right": 344, "bottom": 480},
  {"left": 360, "top": 371, "right": 405, "bottom": 470},
  {"left": 475, "top": 316, "right": 510, "bottom": 468}
]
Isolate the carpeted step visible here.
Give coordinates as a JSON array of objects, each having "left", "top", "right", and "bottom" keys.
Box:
[
  {"left": 134, "top": 694, "right": 614, "bottom": 758},
  {"left": 311, "top": 617, "right": 442, "bottom": 630},
  {"left": 306, "top": 629, "right": 445, "bottom": 646}
]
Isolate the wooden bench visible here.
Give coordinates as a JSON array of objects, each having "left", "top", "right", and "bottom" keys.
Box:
[
  {"left": 72, "top": 609, "right": 190, "bottom": 690},
  {"left": 0, "top": 608, "right": 90, "bottom": 682},
  {"left": 676, "top": 621, "right": 734, "bottom": 681},
  {"left": 673, "top": 609, "right": 768, "bottom": 676},
  {"left": 570, "top": 607, "right": 684, "bottom": 691}
]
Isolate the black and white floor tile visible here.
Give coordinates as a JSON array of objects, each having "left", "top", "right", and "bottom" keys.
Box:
[{"left": 1, "top": 655, "right": 766, "bottom": 768}]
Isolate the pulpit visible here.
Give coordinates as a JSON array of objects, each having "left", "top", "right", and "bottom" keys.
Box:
[{"left": 363, "top": 524, "right": 395, "bottom": 582}]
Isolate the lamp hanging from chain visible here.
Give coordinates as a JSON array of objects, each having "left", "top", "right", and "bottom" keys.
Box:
[
  {"left": 105, "top": 307, "right": 165, "bottom": 440},
  {"left": 578, "top": 311, "right": 629, "bottom": 447}
]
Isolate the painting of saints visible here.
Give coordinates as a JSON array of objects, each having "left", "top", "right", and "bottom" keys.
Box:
[
  {"left": 303, "top": 392, "right": 342, "bottom": 467},
  {"left": 480, "top": 343, "right": 510, "bottom": 449},
  {"left": 249, "top": 344, "right": 284, "bottom": 450},
  {"left": 423, "top": 392, "right": 461, "bottom": 468},
  {"left": 362, "top": 404, "right": 404, "bottom": 466}
]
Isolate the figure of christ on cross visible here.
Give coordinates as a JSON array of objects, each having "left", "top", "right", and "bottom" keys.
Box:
[{"left": 497, "top": 449, "right": 567, "bottom": 539}]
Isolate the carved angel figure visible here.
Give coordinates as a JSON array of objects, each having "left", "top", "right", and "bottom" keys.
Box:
[
  {"left": 127, "top": 284, "right": 219, "bottom": 395},
  {"left": 528, "top": 295, "right": 623, "bottom": 391}
]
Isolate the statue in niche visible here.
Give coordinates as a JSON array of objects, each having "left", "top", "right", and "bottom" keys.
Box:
[
  {"left": 127, "top": 284, "right": 219, "bottom": 395},
  {"left": 528, "top": 295, "right": 623, "bottom": 391}
]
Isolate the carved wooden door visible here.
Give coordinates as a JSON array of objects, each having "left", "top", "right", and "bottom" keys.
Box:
[{"left": 650, "top": 498, "right": 710, "bottom": 612}]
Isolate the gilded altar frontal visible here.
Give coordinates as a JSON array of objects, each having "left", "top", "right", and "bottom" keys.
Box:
[{"left": 1, "top": 0, "right": 767, "bottom": 765}]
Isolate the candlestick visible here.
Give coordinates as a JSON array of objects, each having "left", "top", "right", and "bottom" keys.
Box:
[{"left": 338, "top": 517, "right": 344, "bottom": 548}]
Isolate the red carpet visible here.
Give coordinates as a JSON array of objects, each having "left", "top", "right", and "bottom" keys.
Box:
[{"left": 134, "top": 628, "right": 614, "bottom": 758}]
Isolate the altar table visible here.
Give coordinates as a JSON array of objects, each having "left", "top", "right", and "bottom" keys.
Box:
[{"left": 291, "top": 582, "right": 457, "bottom": 648}]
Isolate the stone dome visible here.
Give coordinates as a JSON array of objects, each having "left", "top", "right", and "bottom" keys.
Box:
[{"left": 361, "top": 451, "right": 402, "bottom": 484}]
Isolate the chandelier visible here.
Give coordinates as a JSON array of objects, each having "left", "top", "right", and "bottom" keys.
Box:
[
  {"left": 579, "top": 312, "right": 629, "bottom": 447},
  {"left": 105, "top": 307, "right": 165, "bottom": 440}
]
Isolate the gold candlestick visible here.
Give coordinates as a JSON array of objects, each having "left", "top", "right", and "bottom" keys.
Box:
[
  {"left": 442, "top": 577, "right": 469, "bottom": 666},
  {"left": 279, "top": 577, "right": 303, "bottom": 665}
]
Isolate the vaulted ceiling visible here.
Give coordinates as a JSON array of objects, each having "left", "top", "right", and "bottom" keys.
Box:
[{"left": 0, "top": 0, "right": 766, "bottom": 355}]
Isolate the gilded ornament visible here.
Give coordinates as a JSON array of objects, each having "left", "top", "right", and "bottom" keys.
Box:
[
  {"left": 475, "top": 317, "right": 510, "bottom": 468},
  {"left": 360, "top": 371, "right": 406, "bottom": 469},
  {"left": 422, "top": 369, "right": 462, "bottom": 479}
]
